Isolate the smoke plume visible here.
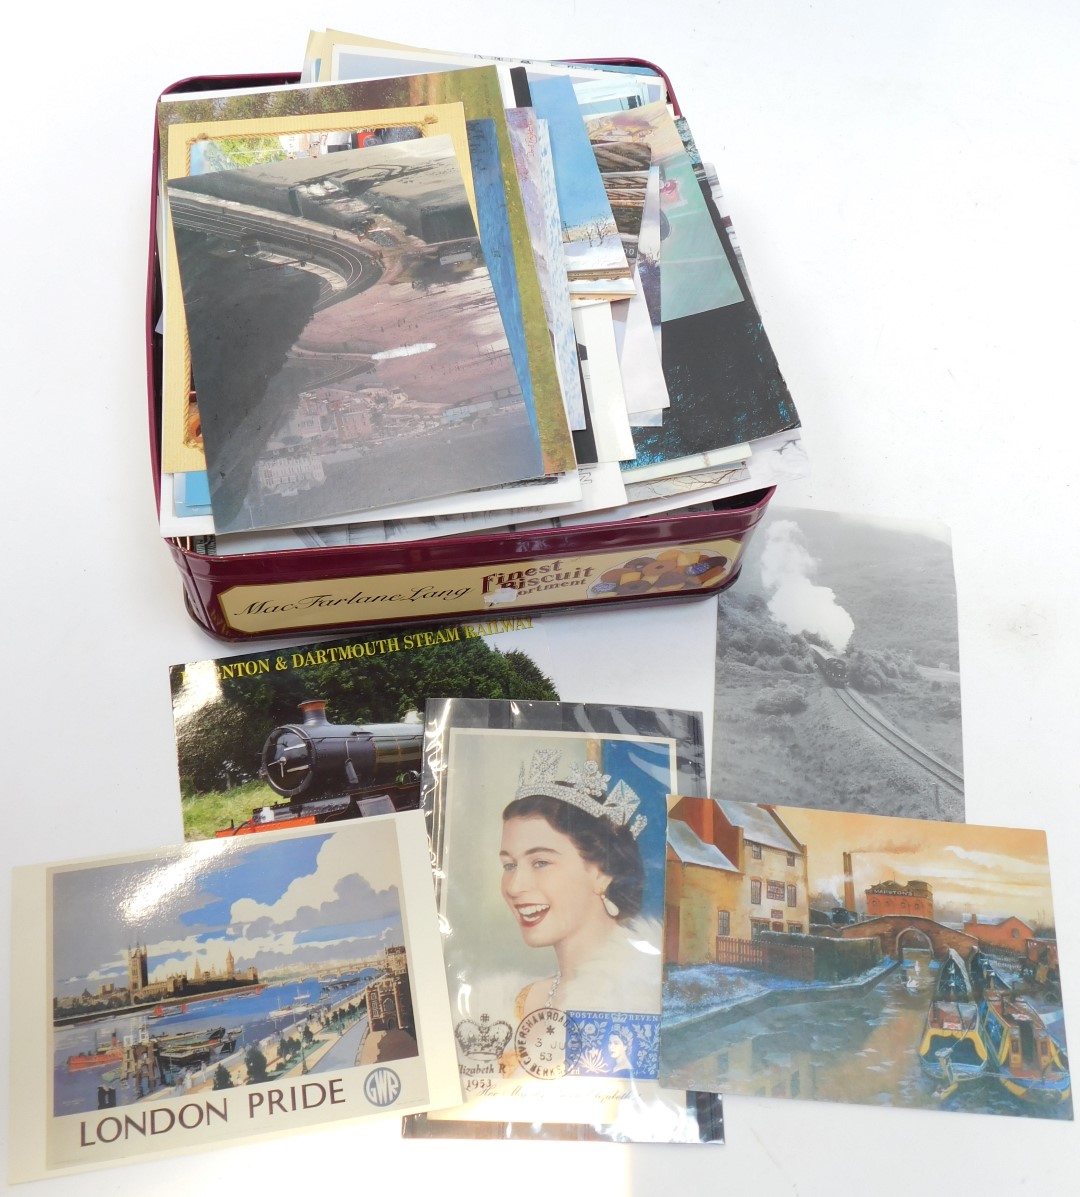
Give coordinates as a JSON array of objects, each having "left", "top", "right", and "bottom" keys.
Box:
[{"left": 759, "top": 520, "right": 855, "bottom": 652}]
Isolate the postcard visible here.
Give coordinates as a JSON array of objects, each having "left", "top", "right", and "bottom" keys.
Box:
[
  {"left": 169, "top": 617, "right": 554, "bottom": 841},
  {"left": 201, "top": 458, "right": 622, "bottom": 554},
  {"left": 572, "top": 302, "right": 635, "bottom": 463},
  {"left": 661, "top": 799, "right": 1070, "bottom": 1121},
  {"left": 506, "top": 107, "right": 586, "bottom": 431},
  {"left": 582, "top": 105, "right": 801, "bottom": 470},
  {"left": 157, "top": 66, "right": 575, "bottom": 476},
  {"left": 525, "top": 74, "right": 634, "bottom": 298},
  {"left": 585, "top": 101, "right": 740, "bottom": 323},
  {"left": 169, "top": 138, "right": 546, "bottom": 533},
  {"left": 8, "top": 815, "right": 461, "bottom": 1181},
  {"left": 591, "top": 140, "right": 651, "bottom": 266},
  {"left": 159, "top": 102, "right": 476, "bottom": 475},
  {"left": 404, "top": 697, "right": 722, "bottom": 1143},
  {"left": 712, "top": 506, "right": 965, "bottom": 822},
  {"left": 160, "top": 458, "right": 584, "bottom": 541},
  {"left": 513, "top": 429, "right": 807, "bottom": 532},
  {"left": 612, "top": 272, "right": 671, "bottom": 421}
]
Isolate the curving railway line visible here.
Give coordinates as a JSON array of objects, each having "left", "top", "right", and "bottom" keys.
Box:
[
  {"left": 833, "top": 684, "right": 965, "bottom": 794},
  {"left": 168, "top": 191, "right": 382, "bottom": 310}
]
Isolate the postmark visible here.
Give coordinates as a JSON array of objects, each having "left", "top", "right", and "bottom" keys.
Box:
[{"left": 514, "top": 1007, "right": 568, "bottom": 1079}]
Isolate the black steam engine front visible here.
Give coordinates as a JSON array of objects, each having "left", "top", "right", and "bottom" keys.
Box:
[{"left": 217, "top": 700, "right": 423, "bottom": 836}]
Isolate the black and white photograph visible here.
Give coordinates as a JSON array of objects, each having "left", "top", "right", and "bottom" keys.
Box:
[{"left": 712, "top": 507, "right": 964, "bottom": 821}]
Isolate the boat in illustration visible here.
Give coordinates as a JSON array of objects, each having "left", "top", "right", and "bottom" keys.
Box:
[
  {"left": 152, "top": 1025, "right": 239, "bottom": 1066},
  {"left": 66, "top": 1033, "right": 123, "bottom": 1071},
  {"left": 918, "top": 949, "right": 992, "bottom": 1094},
  {"left": 980, "top": 993, "right": 1071, "bottom": 1105}
]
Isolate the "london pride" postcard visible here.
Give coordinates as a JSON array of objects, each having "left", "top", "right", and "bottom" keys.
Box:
[{"left": 8, "top": 814, "right": 459, "bottom": 1182}]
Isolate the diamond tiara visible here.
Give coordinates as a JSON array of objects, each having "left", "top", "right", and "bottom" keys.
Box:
[{"left": 515, "top": 749, "right": 647, "bottom": 838}]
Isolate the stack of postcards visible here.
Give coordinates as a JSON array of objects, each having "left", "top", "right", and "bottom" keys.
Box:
[{"left": 154, "top": 31, "right": 807, "bottom": 556}]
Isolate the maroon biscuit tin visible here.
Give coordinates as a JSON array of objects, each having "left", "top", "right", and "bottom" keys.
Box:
[{"left": 148, "top": 65, "right": 774, "bottom": 642}]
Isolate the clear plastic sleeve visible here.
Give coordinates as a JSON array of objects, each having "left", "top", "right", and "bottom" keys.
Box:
[{"left": 403, "top": 697, "right": 723, "bottom": 1144}]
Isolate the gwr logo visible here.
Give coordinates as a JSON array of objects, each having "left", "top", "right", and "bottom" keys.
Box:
[{"left": 362, "top": 1067, "right": 402, "bottom": 1107}]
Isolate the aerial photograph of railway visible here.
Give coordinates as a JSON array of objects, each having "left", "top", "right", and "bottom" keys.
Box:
[
  {"left": 661, "top": 801, "right": 1069, "bottom": 1120},
  {"left": 168, "top": 136, "right": 544, "bottom": 534},
  {"left": 711, "top": 506, "right": 963, "bottom": 822}
]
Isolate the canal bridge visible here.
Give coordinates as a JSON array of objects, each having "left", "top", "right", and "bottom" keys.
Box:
[{"left": 836, "top": 915, "right": 980, "bottom": 961}]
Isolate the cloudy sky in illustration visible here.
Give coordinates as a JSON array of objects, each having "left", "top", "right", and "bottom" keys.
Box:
[
  {"left": 51, "top": 825, "right": 403, "bottom": 998},
  {"left": 776, "top": 805, "right": 1054, "bottom": 924}
]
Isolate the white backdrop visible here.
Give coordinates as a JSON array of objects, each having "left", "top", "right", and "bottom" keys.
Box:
[{"left": 2, "top": 2, "right": 1078, "bottom": 1191}]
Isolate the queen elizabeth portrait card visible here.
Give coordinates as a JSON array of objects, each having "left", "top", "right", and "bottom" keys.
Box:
[{"left": 403, "top": 697, "right": 724, "bottom": 1144}]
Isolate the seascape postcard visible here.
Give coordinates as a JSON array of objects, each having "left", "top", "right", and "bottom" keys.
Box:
[
  {"left": 169, "top": 137, "right": 545, "bottom": 534},
  {"left": 661, "top": 800, "right": 1070, "bottom": 1121},
  {"left": 8, "top": 816, "right": 459, "bottom": 1181},
  {"left": 712, "top": 506, "right": 965, "bottom": 822}
]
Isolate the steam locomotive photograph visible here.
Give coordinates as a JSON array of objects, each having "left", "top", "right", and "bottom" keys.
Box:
[
  {"left": 711, "top": 507, "right": 965, "bottom": 824},
  {"left": 170, "top": 622, "right": 558, "bottom": 841},
  {"left": 222, "top": 701, "right": 425, "bottom": 835}
]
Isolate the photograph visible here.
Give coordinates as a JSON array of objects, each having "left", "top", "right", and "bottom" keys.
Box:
[
  {"left": 169, "top": 618, "right": 556, "bottom": 840},
  {"left": 526, "top": 74, "right": 633, "bottom": 296},
  {"left": 408, "top": 696, "right": 721, "bottom": 1143},
  {"left": 661, "top": 800, "right": 1069, "bottom": 1121},
  {"left": 8, "top": 815, "right": 460, "bottom": 1180},
  {"left": 157, "top": 64, "right": 576, "bottom": 476},
  {"left": 169, "top": 136, "right": 544, "bottom": 533},
  {"left": 159, "top": 101, "right": 465, "bottom": 476},
  {"left": 712, "top": 506, "right": 965, "bottom": 821}
]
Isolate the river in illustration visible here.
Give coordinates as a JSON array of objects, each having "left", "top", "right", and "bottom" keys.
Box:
[
  {"left": 52, "top": 972, "right": 376, "bottom": 1117},
  {"left": 663, "top": 950, "right": 1071, "bottom": 1119}
]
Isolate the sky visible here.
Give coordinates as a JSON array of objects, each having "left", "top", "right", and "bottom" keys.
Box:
[
  {"left": 51, "top": 824, "right": 404, "bottom": 998},
  {"left": 775, "top": 804, "right": 1054, "bottom": 925}
]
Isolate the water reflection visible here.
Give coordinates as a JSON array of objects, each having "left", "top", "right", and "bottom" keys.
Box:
[{"left": 664, "top": 950, "right": 1071, "bottom": 1119}]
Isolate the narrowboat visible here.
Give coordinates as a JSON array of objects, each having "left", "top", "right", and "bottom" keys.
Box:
[{"left": 981, "top": 993, "right": 1071, "bottom": 1105}]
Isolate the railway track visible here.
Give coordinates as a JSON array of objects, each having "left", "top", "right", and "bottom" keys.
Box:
[{"left": 834, "top": 686, "right": 965, "bottom": 794}]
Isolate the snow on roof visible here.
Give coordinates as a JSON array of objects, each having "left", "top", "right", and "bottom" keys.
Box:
[
  {"left": 668, "top": 819, "right": 739, "bottom": 872},
  {"left": 717, "top": 801, "right": 802, "bottom": 854}
]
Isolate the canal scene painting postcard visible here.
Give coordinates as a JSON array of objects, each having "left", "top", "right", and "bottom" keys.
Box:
[
  {"left": 8, "top": 814, "right": 459, "bottom": 1181},
  {"left": 169, "top": 615, "right": 552, "bottom": 841},
  {"left": 405, "top": 697, "right": 724, "bottom": 1144},
  {"left": 712, "top": 506, "right": 964, "bottom": 823},
  {"left": 661, "top": 800, "right": 1070, "bottom": 1120}
]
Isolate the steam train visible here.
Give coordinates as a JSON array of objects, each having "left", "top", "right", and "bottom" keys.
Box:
[
  {"left": 807, "top": 644, "right": 848, "bottom": 687},
  {"left": 216, "top": 699, "right": 424, "bottom": 837}
]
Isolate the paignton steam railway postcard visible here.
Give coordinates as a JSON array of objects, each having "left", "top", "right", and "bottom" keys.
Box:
[
  {"left": 405, "top": 697, "right": 723, "bottom": 1144},
  {"left": 661, "top": 801, "right": 1070, "bottom": 1121},
  {"left": 169, "top": 616, "right": 553, "bottom": 841},
  {"left": 8, "top": 814, "right": 459, "bottom": 1182}
]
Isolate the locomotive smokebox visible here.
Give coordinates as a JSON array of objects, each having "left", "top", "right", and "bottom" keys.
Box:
[{"left": 260, "top": 700, "right": 423, "bottom": 803}]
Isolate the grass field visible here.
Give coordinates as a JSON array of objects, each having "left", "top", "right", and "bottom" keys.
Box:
[{"left": 181, "top": 779, "right": 280, "bottom": 840}]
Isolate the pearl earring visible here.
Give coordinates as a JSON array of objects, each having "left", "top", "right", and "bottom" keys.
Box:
[{"left": 601, "top": 893, "right": 620, "bottom": 918}]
